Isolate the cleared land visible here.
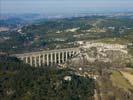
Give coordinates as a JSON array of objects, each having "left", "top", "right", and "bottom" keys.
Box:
[
  {"left": 110, "top": 71, "right": 133, "bottom": 91},
  {"left": 121, "top": 71, "right": 133, "bottom": 86}
]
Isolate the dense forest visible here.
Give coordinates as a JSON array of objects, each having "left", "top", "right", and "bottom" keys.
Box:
[{"left": 0, "top": 56, "right": 95, "bottom": 100}]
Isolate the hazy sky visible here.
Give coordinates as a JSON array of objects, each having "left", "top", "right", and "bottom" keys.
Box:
[{"left": 1, "top": 0, "right": 133, "bottom": 14}]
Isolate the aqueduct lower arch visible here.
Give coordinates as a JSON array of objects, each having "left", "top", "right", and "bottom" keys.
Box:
[{"left": 12, "top": 48, "right": 80, "bottom": 67}]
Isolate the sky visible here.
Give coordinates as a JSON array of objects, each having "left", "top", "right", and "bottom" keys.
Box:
[{"left": 1, "top": 0, "right": 133, "bottom": 14}]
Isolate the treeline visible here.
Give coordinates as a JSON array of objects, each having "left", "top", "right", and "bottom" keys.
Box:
[
  {"left": 0, "top": 56, "right": 95, "bottom": 100},
  {"left": 21, "top": 18, "right": 93, "bottom": 34},
  {"left": 0, "top": 18, "right": 25, "bottom": 28}
]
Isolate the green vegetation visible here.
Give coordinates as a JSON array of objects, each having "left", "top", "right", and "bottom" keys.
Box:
[
  {"left": 0, "top": 56, "right": 95, "bottom": 100},
  {"left": 0, "top": 16, "right": 133, "bottom": 53},
  {"left": 1, "top": 15, "right": 133, "bottom": 100},
  {"left": 97, "top": 38, "right": 130, "bottom": 44}
]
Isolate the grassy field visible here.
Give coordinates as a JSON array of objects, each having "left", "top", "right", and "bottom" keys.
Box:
[
  {"left": 120, "top": 71, "right": 133, "bottom": 86},
  {"left": 97, "top": 38, "right": 130, "bottom": 45},
  {"left": 110, "top": 71, "right": 133, "bottom": 92}
]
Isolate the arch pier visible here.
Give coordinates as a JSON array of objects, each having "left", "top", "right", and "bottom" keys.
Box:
[{"left": 13, "top": 48, "right": 80, "bottom": 67}]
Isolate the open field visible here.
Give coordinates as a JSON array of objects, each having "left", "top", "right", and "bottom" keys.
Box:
[
  {"left": 97, "top": 38, "right": 130, "bottom": 45},
  {"left": 110, "top": 71, "right": 133, "bottom": 91},
  {"left": 122, "top": 68, "right": 133, "bottom": 74},
  {"left": 121, "top": 71, "right": 133, "bottom": 86}
]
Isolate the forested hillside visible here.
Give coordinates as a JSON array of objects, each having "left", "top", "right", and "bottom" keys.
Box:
[{"left": 0, "top": 56, "right": 95, "bottom": 100}]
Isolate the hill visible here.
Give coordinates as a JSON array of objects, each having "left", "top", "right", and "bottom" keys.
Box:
[{"left": 0, "top": 56, "right": 95, "bottom": 100}]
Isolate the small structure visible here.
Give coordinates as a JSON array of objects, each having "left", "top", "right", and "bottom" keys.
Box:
[{"left": 64, "top": 76, "right": 72, "bottom": 81}]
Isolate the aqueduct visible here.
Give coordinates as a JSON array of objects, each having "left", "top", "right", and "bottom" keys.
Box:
[{"left": 12, "top": 48, "right": 80, "bottom": 67}]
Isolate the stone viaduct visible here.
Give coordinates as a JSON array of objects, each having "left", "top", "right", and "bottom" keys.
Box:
[{"left": 12, "top": 48, "right": 80, "bottom": 67}]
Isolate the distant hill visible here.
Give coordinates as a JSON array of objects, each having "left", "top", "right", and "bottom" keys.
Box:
[{"left": 0, "top": 18, "right": 25, "bottom": 28}]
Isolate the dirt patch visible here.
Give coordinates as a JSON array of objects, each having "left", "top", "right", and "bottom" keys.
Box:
[{"left": 121, "top": 71, "right": 133, "bottom": 86}]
